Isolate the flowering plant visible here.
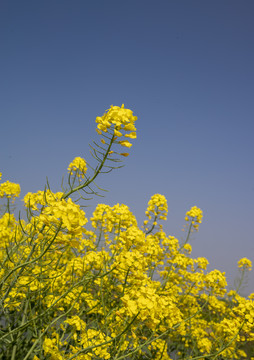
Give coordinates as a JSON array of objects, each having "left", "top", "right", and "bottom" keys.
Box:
[{"left": 0, "top": 105, "right": 253, "bottom": 360}]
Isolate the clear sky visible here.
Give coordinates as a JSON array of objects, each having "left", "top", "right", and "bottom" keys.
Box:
[{"left": 1, "top": 0, "right": 254, "bottom": 296}]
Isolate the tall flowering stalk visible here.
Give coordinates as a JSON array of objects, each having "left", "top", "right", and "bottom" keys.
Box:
[{"left": 62, "top": 104, "right": 137, "bottom": 201}]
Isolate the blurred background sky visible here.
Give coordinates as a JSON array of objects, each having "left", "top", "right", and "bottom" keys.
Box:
[{"left": 1, "top": 0, "right": 253, "bottom": 296}]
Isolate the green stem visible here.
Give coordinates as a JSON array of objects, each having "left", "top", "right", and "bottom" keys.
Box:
[
  {"left": 62, "top": 133, "right": 115, "bottom": 200},
  {"left": 11, "top": 299, "right": 29, "bottom": 360}
]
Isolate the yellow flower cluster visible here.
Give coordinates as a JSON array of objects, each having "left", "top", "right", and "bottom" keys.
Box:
[
  {"left": 204, "top": 269, "right": 227, "bottom": 296},
  {"left": 145, "top": 194, "right": 168, "bottom": 220},
  {"left": 91, "top": 203, "right": 137, "bottom": 241},
  {"left": 43, "top": 334, "right": 63, "bottom": 360},
  {"left": 144, "top": 194, "right": 168, "bottom": 231},
  {"left": 238, "top": 257, "right": 252, "bottom": 271},
  {"left": 96, "top": 104, "right": 137, "bottom": 148},
  {"left": 39, "top": 197, "right": 88, "bottom": 236},
  {"left": 0, "top": 179, "right": 21, "bottom": 201},
  {"left": 0, "top": 213, "right": 17, "bottom": 248},
  {"left": 68, "top": 156, "right": 87, "bottom": 178},
  {"left": 185, "top": 205, "right": 203, "bottom": 230},
  {"left": 23, "top": 189, "right": 64, "bottom": 210}
]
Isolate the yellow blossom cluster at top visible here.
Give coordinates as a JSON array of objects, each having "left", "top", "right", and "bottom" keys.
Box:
[
  {"left": 96, "top": 104, "right": 137, "bottom": 148},
  {"left": 185, "top": 205, "right": 203, "bottom": 230},
  {"left": 67, "top": 156, "right": 87, "bottom": 178},
  {"left": 0, "top": 178, "right": 21, "bottom": 202},
  {"left": 145, "top": 194, "right": 168, "bottom": 221},
  {"left": 144, "top": 194, "right": 168, "bottom": 230},
  {"left": 238, "top": 257, "right": 252, "bottom": 271}
]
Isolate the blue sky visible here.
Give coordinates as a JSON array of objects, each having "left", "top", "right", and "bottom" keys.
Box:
[{"left": 1, "top": 0, "right": 254, "bottom": 296}]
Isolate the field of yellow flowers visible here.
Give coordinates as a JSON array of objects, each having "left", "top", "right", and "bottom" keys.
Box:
[{"left": 0, "top": 105, "right": 253, "bottom": 359}]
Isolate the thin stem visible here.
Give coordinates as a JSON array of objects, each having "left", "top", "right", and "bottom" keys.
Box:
[{"left": 62, "top": 133, "right": 115, "bottom": 200}]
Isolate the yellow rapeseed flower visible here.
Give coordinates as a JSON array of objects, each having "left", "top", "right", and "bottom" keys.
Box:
[
  {"left": 124, "top": 131, "right": 136, "bottom": 139},
  {"left": 68, "top": 157, "right": 87, "bottom": 178},
  {"left": 118, "top": 140, "right": 132, "bottom": 148},
  {"left": 95, "top": 105, "right": 137, "bottom": 148},
  {"left": 145, "top": 194, "right": 168, "bottom": 221},
  {"left": 0, "top": 180, "right": 21, "bottom": 201},
  {"left": 23, "top": 190, "right": 63, "bottom": 210},
  {"left": 238, "top": 257, "right": 252, "bottom": 271},
  {"left": 96, "top": 104, "right": 137, "bottom": 132},
  {"left": 114, "top": 129, "right": 123, "bottom": 137},
  {"left": 185, "top": 206, "right": 203, "bottom": 230}
]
